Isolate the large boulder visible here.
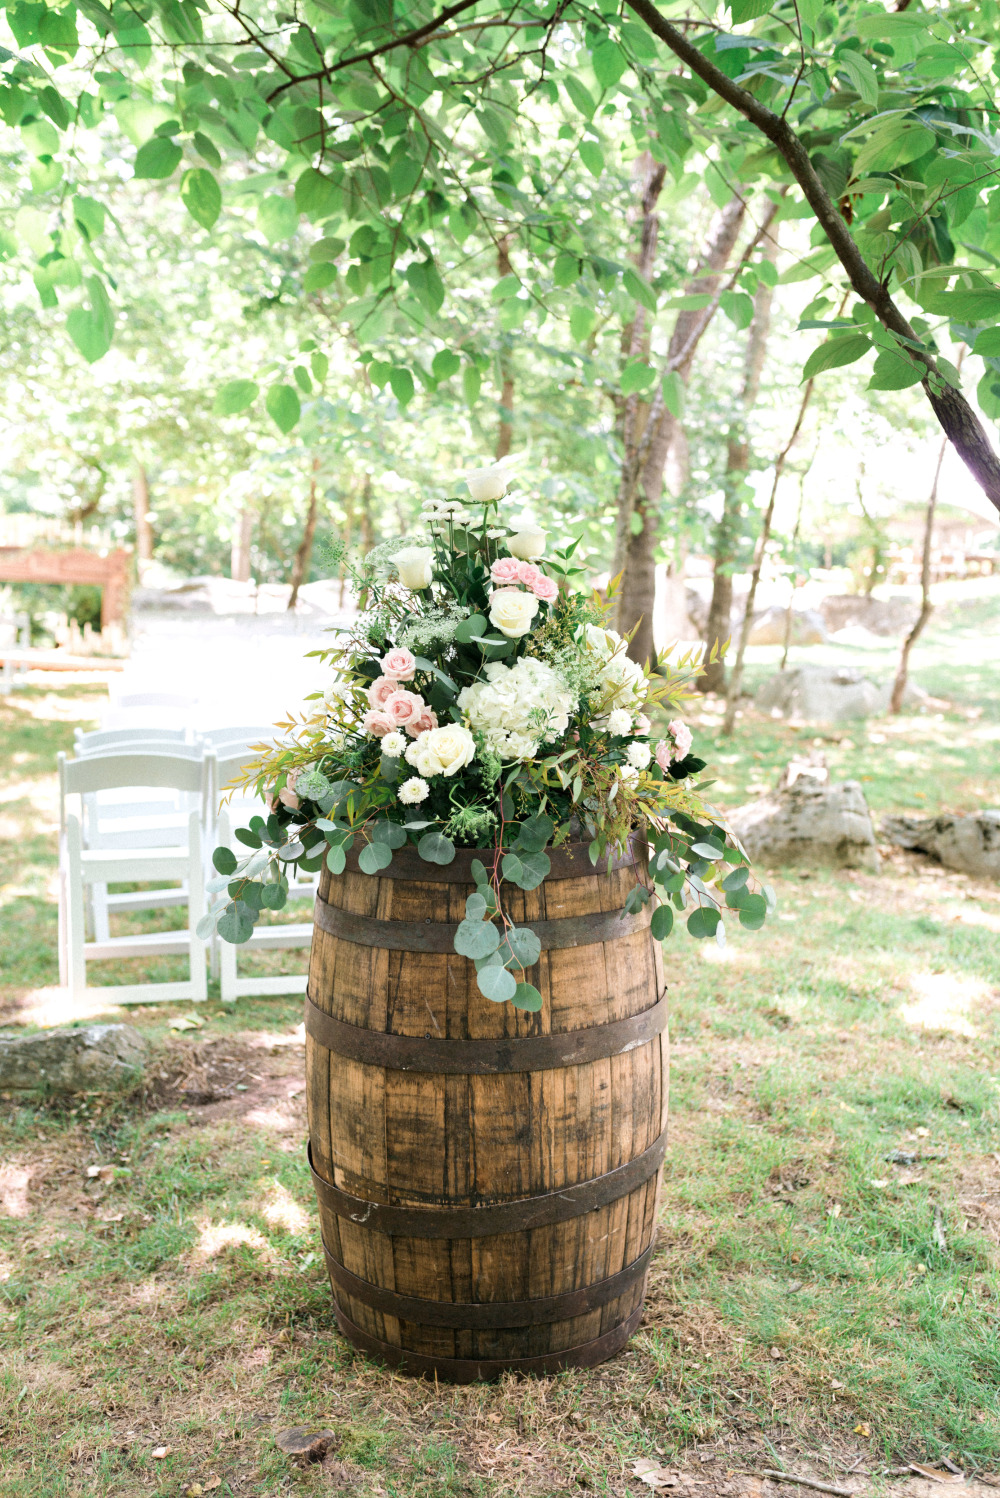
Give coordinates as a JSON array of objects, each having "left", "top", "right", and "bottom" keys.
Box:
[
  {"left": 756, "top": 664, "right": 924, "bottom": 722},
  {"left": 820, "top": 594, "right": 919, "bottom": 637},
  {"left": 882, "top": 811, "right": 1000, "bottom": 881},
  {"left": 746, "top": 605, "right": 827, "bottom": 647},
  {"left": 0, "top": 1023, "right": 148, "bottom": 1095},
  {"left": 730, "top": 778, "right": 880, "bottom": 871}
]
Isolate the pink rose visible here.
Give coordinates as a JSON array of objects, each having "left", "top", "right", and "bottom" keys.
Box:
[
  {"left": 406, "top": 708, "right": 439, "bottom": 738},
  {"left": 367, "top": 676, "right": 398, "bottom": 709},
  {"left": 278, "top": 787, "right": 300, "bottom": 810},
  {"left": 383, "top": 689, "right": 425, "bottom": 728},
  {"left": 490, "top": 556, "right": 521, "bottom": 585},
  {"left": 515, "top": 561, "right": 544, "bottom": 590},
  {"left": 635, "top": 714, "right": 651, "bottom": 735},
  {"left": 532, "top": 574, "right": 559, "bottom": 604},
  {"left": 363, "top": 708, "right": 394, "bottom": 737},
  {"left": 654, "top": 739, "right": 672, "bottom": 773},
  {"left": 668, "top": 718, "right": 693, "bottom": 760},
  {"left": 380, "top": 648, "right": 416, "bottom": 681}
]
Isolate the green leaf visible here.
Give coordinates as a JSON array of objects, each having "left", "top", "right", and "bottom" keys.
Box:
[
  {"left": 720, "top": 290, "right": 754, "bottom": 330},
  {"left": 687, "top": 906, "right": 721, "bottom": 939},
  {"left": 371, "top": 820, "right": 407, "bottom": 849},
  {"left": 661, "top": 370, "right": 685, "bottom": 418},
  {"left": 213, "top": 379, "right": 258, "bottom": 416},
  {"left": 454, "top": 614, "right": 487, "bottom": 643},
  {"left": 72, "top": 196, "right": 105, "bottom": 243},
  {"left": 868, "top": 349, "right": 923, "bottom": 390},
  {"left": 562, "top": 75, "right": 596, "bottom": 119},
  {"left": 650, "top": 903, "right": 674, "bottom": 941},
  {"left": 193, "top": 131, "right": 222, "bottom": 168},
  {"left": 471, "top": 858, "right": 489, "bottom": 885},
  {"left": 212, "top": 846, "right": 238, "bottom": 875},
  {"left": 257, "top": 194, "right": 297, "bottom": 244},
  {"left": 260, "top": 882, "right": 287, "bottom": 910},
  {"left": 503, "top": 849, "right": 550, "bottom": 890},
  {"left": 512, "top": 982, "right": 543, "bottom": 1012},
  {"left": 66, "top": 308, "right": 108, "bottom": 363},
  {"left": 621, "top": 360, "right": 656, "bottom": 395},
  {"left": 690, "top": 841, "right": 724, "bottom": 859},
  {"left": 418, "top": 830, "right": 456, "bottom": 865},
  {"left": 592, "top": 39, "right": 628, "bottom": 89},
  {"left": 303, "top": 262, "right": 337, "bottom": 292},
  {"left": 738, "top": 893, "right": 768, "bottom": 930},
  {"left": 465, "top": 892, "right": 488, "bottom": 920},
  {"left": 853, "top": 120, "right": 935, "bottom": 176},
  {"left": 455, "top": 918, "right": 500, "bottom": 959},
  {"left": 721, "top": 866, "right": 750, "bottom": 891},
  {"left": 623, "top": 266, "right": 657, "bottom": 312},
  {"left": 515, "top": 814, "right": 553, "bottom": 853},
  {"left": 326, "top": 844, "right": 347, "bottom": 875},
  {"left": 132, "top": 136, "right": 182, "bottom": 180},
  {"left": 553, "top": 250, "right": 580, "bottom": 288},
  {"left": 730, "top": 0, "right": 773, "bottom": 18},
  {"left": 501, "top": 926, "right": 542, "bottom": 969},
  {"left": 624, "top": 884, "right": 652, "bottom": 915},
  {"left": 801, "top": 333, "right": 872, "bottom": 380},
  {"left": 180, "top": 168, "right": 221, "bottom": 229},
  {"left": 664, "top": 293, "right": 712, "bottom": 310},
  {"left": 311, "top": 350, "right": 329, "bottom": 382},
  {"left": 234, "top": 828, "right": 263, "bottom": 849},
  {"left": 265, "top": 383, "right": 301, "bottom": 433},
  {"left": 358, "top": 840, "right": 393, "bottom": 874},
  {"left": 218, "top": 900, "right": 255, "bottom": 944},
  {"left": 294, "top": 166, "right": 339, "bottom": 220},
  {"left": 838, "top": 50, "right": 879, "bottom": 109},
  {"left": 390, "top": 366, "right": 415, "bottom": 406},
  {"left": 477, "top": 963, "right": 517, "bottom": 1004},
  {"left": 579, "top": 139, "right": 604, "bottom": 178},
  {"left": 432, "top": 348, "right": 461, "bottom": 379}
]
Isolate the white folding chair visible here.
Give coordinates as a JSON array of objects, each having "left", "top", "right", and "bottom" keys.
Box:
[
  {"left": 75, "top": 726, "right": 190, "bottom": 754},
  {"left": 213, "top": 767, "right": 312, "bottom": 1004},
  {"left": 58, "top": 751, "right": 209, "bottom": 1005},
  {"left": 199, "top": 725, "right": 273, "bottom": 749}
]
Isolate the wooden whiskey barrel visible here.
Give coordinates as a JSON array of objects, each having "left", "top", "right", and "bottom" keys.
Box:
[{"left": 305, "top": 839, "right": 667, "bottom": 1382}]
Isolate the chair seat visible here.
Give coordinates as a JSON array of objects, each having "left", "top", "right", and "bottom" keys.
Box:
[{"left": 85, "top": 930, "right": 195, "bottom": 960}]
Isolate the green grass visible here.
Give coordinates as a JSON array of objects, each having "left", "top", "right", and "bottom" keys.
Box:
[{"left": 1, "top": 601, "right": 1000, "bottom": 1495}]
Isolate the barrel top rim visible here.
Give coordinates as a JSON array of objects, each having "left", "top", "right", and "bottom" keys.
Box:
[{"left": 340, "top": 835, "right": 645, "bottom": 883}]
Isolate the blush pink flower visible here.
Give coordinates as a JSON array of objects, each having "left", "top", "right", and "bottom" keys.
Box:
[
  {"left": 367, "top": 675, "right": 398, "bottom": 709},
  {"left": 363, "top": 708, "right": 394, "bottom": 738},
  {"left": 278, "top": 787, "right": 300, "bottom": 810},
  {"left": 668, "top": 718, "right": 693, "bottom": 760},
  {"left": 635, "top": 714, "right": 651, "bottom": 735},
  {"left": 380, "top": 648, "right": 416, "bottom": 681},
  {"left": 515, "top": 561, "right": 544, "bottom": 590},
  {"left": 383, "top": 689, "right": 426, "bottom": 728},
  {"left": 406, "top": 708, "right": 439, "bottom": 738},
  {"left": 654, "top": 739, "right": 672, "bottom": 773},
  {"left": 532, "top": 574, "right": 559, "bottom": 604},
  {"left": 490, "top": 556, "right": 521, "bottom": 586}
]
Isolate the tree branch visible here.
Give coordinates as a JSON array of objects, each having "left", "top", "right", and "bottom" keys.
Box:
[{"left": 623, "top": 0, "right": 1000, "bottom": 516}]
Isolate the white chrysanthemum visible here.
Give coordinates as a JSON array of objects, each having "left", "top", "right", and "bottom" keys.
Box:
[
  {"left": 398, "top": 777, "right": 430, "bottom": 804},
  {"left": 626, "top": 740, "right": 652, "bottom": 769},
  {"left": 381, "top": 732, "right": 407, "bottom": 759},
  {"left": 457, "top": 657, "right": 573, "bottom": 761},
  {"left": 606, "top": 708, "right": 633, "bottom": 737}
]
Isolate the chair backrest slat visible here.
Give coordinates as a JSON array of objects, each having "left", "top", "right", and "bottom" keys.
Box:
[
  {"left": 59, "top": 750, "right": 206, "bottom": 796},
  {"left": 75, "top": 726, "right": 188, "bottom": 752}
]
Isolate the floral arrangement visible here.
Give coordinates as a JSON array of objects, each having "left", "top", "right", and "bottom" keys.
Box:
[{"left": 205, "top": 461, "right": 774, "bottom": 1009}]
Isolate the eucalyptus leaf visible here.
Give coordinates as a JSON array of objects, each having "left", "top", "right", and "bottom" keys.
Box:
[
  {"left": 650, "top": 904, "right": 674, "bottom": 941},
  {"left": 212, "top": 846, "right": 237, "bottom": 876},
  {"left": 512, "top": 982, "right": 543, "bottom": 1012},
  {"left": 371, "top": 819, "right": 407, "bottom": 848},
  {"left": 454, "top": 917, "right": 500, "bottom": 959},
  {"left": 515, "top": 813, "right": 554, "bottom": 853},
  {"left": 418, "top": 830, "right": 456, "bottom": 865},
  {"left": 465, "top": 892, "right": 488, "bottom": 920},
  {"left": 358, "top": 840, "right": 393, "bottom": 874},
  {"left": 217, "top": 901, "right": 255, "bottom": 944},
  {"left": 326, "top": 844, "right": 347, "bottom": 875},
  {"left": 687, "top": 906, "right": 721, "bottom": 939},
  {"left": 477, "top": 963, "right": 517, "bottom": 1004},
  {"left": 500, "top": 926, "right": 542, "bottom": 969}
]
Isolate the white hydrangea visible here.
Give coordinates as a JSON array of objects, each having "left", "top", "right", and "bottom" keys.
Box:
[
  {"left": 606, "top": 708, "right": 633, "bottom": 737},
  {"left": 398, "top": 777, "right": 430, "bottom": 804},
  {"left": 581, "top": 623, "right": 647, "bottom": 714},
  {"left": 381, "top": 732, "right": 407, "bottom": 758},
  {"left": 627, "top": 740, "right": 652, "bottom": 769},
  {"left": 457, "top": 657, "right": 573, "bottom": 761}
]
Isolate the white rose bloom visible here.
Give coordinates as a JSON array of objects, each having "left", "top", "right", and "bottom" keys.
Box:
[
  {"left": 398, "top": 777, "right": 430, "bottom": 804},
  {"left": 582, "top": 623, "right": 647, "bottom": 710},
  {"left": 464, "top": 462, "right": 509, "bottom": 502},
  {"left": 488, "top": 588, "right": 539, "bottom": 638},
  {"left": 507, "top": 516, "right": 547, "bottom": 560},
  {"left": 381, "top": 732, "right": 407, "bottom": 758},
  {"left": 394, "top": 545, "right": 435, "bottom": 589},
  {"left": 404, "top": 723, "right": 476, "bottom": 778},
  {"left": 606, "top": 708, "right": 633, "bottom": 737},
  {"left": 458, "top": 657, "right": 573, "bottom": 760},
  {"left": 626, "top": 740, "right": 652, "bottom": 769}
]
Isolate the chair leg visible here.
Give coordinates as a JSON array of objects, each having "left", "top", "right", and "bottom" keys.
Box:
[
  {"left": 186, "top": 811, "right": 207, "bottom": 1002},
  {"left": 64, "top": 818, "right": 87, "bottom": 999},
  {"left": 91, "top": 881, "right": 111, "bottom": 944},
  {"left": 57, "top": 857, "right": 68, "bottom": 987}
]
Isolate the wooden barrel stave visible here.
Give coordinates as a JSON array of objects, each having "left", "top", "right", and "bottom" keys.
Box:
[{"left": 306, "top": 845, "right": 666, "bottom": 1377}]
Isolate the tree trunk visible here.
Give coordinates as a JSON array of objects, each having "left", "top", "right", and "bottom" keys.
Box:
[
  {"left": 721, "top": 381, "right": 815, "bottom": 734},
  {"left": 888, "top": 417, "right": 955, "bottom": 711},
  {"left": 231, "top": 507, "right": 253, "bottom": 582},
  {"left": 617, "top": 194, "right": 749, "bottom": 665},
  {"left": 132, "top": 463, "right": 153, "bottom": 580},
  {"left": 496, "top": 238, "right": 515, "bottom": 459},
  {"left": 360, "top": 472, "right": 375, "bottom": 553},
  {"left": 701, "top": 226, "right": 779, "bottom": 693},
  {"left": 288, "top": 460, "right": 321, "bottom": 610}
]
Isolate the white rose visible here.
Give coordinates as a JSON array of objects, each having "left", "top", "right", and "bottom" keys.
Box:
[
  {"left": 627, "top": 741, "right": 651, "bottom": 769},
  {"left": 607, "top": 709, "right": 633, "bottom": 737},
  {"left": 394, "top": 546, "right": 434, "bottom": 589},
  {"left": 488, "top": 589, "right": 539, "bottom": 638},
  {"left": 507, "top": 516, "right": 546, "bottom": 560},
  {"left": 404, "top": 723, "right": 476, "bottom": 778},
  {"left": 381, "top": 732, "right": 407, "bottom": 758},
  {"left": 398, "top": 776, "right": 430, "bottom": 804},
  {"left": 464, "top": 462, "right": 509, "bottom": 502}
]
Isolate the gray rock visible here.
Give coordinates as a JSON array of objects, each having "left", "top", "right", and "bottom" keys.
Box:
[
  {"left": 820, "top": 594, "right": 919, "bottom": 637},
  {"left": 881, "top": 811, "right": 1000, "bottom": 881},
  {"left": 746, "top": 605, "right": 827, "bottom": 647},
  {"left": 0, "top": 1023, "right": 148, "bottom": 1095},
  {"left": 730, "top": 778, "right": 880, "bottom": 871},
  {"left": 756, "top": 664, "right": 924, "bottom": 722}
]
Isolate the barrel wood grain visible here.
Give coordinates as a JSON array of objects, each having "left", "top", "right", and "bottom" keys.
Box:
[{"left": 305, "top": 842, "right": 667, "bottom": 1379}]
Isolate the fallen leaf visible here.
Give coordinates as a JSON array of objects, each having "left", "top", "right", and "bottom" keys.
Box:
[
  {"left": 184, "top": 1486, "right": 202, "bottom": 1497},
  {"left": 908, "top": 1462, "right": 964, "bottom": 1484},
  {"left": 151, "top": 1445, "right": 171, "bottom": 1459},
  {"left": 830, "top": 1380, "right": 845, "bottom": 1390},
  {"left": 828, "top": 1203, "right": 842, "bottom": 1218},
  {"left": 854, "top": 1422, "right": 871, "bottom": 1437},
  {"left": 915, "top": 1126, "right": 930, "bottom": 1138},
  {"left": 203, "top": 1480, "right": 221, "bottom": 1492},
  {"left": 896, "top": 1170, "right": 923, "bottom": 1187},
  {"left": 169, "top": 1015, "right": 205, "bottom": 1031},
  {"left": 869, "top": 1179, "right": 889, "bottom": 1189},
  {"left": 770, "top": 1346, "right": 784, "bottom": 1360},
  {"left": 632, "top": 1458, "right": 681, "bottom": 1489}
]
